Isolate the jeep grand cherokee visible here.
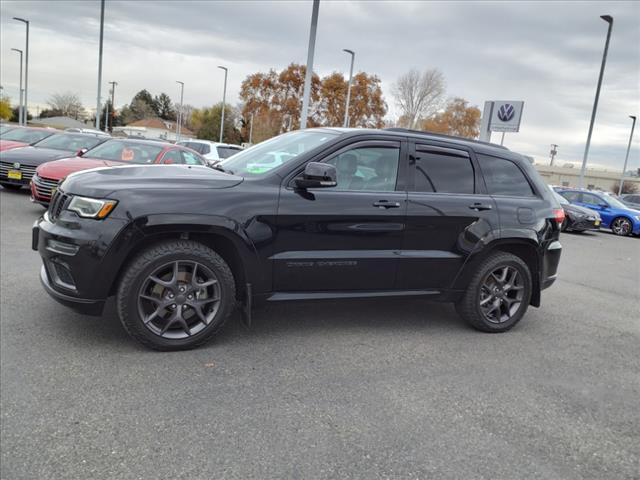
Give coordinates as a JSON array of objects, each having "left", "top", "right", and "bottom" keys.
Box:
[{"left": 33, "top": 128, "right": 563, "bottom": 350}]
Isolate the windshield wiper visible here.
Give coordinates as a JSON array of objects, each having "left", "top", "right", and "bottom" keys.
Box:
[{"left": 211, "top": 163, "right": 233, "bottom": 175}]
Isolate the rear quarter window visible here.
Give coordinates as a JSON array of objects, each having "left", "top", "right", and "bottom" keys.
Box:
[{"left": 478, "top": 154, "right": 535, "bottom": 197}]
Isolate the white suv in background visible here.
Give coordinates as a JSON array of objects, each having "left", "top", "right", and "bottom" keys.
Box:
[{"left": 177, "top": 139, "right": 243, "bottom": 164}]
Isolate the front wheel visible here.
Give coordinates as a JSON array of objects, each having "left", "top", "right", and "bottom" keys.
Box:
[
  {"left": 611, "top": 217, "right": 632, "bottom": 236},
  {"left": 116, "top": 240, "right": 236, "bottom": 350},
  {"left": 456, "top": 252, "right": 532, "bottom": 333}
]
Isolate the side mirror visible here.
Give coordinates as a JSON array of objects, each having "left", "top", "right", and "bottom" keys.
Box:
[
  {"left": 77, "top": 148, "right": 88, "bottom": 157},
  {"left": 295, "top": 162, "right": 337, "bottom": 189}
]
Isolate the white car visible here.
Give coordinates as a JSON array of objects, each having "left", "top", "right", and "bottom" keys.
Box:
[{"left": 177, "top": 139, "right": 243, "bottom": 164}]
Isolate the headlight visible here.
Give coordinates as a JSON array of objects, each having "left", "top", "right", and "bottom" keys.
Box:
[{"left": 67, "top": 196, "right": 117, "bottom": 219}]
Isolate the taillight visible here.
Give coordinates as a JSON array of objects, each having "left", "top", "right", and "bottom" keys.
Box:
[{"left": 553, "top": 208, "right": 565, "bottom": 226}]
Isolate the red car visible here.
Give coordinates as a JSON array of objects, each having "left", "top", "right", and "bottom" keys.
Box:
[
  {"left": 0, "top": 127, "right": 56, "bottom": 152},
  {"left": 31, "top": 138, "right": 207, "bottom": 205}
]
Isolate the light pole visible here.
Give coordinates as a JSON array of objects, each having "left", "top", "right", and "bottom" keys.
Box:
[
  {"left": 249, "top": 113, "right": 254, "bottom": 145},
  {"left": 579, "top": 15, "right": 614, "bottom": 188},
  {"left": 618, "top": 115, "right": 637, "bottom": 196},
  {"left": 13, "top": 18, "right": 29, "bottom": 125},
  {"left": 342, "top": 49, "right": 355, "bottom": 128},
  {"left": 300, "top": 0, "right": 320, "bottom": 130},
  {"left": 108, "top": 81, "right": 117, "bottom": 132},
  {"left": 95, "top": 0, "right": 105, "bottom": 129},
  {"left": 550, "top": 144, "right": 558, "bottom": 166},
  {"left": 218, "top": 66, "right": 228, "bottom": 143},
  {"left": 11, "top": 48, "right": 23, "bottom": 125},
  {"left": 176, "top": 81, "right": 184, "bottom": 141}
]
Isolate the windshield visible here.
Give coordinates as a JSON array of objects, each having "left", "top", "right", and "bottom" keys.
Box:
[
  {"left": 605, "top": 195, "right": 630, "bottom": 209},
  {"left": 0, "top": 125, "right": 16, "bottom": 135},
  {"left": 32, "top": 133, "right": 104, "bottom": 151},
  {"left": 1, "top": 128, "right": 54, "bottom": 144},
  {"left": 84, "top": 140, "right": 164, "bottom": 163},
  {"left": 220, "top": 130, "right": 337, "bottom": 176}
]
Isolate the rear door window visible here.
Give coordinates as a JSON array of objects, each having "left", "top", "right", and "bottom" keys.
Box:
[
  {"left": 581, "top": 193, "right": 604, "bottom": 207},
  {"left": 478, "top": 154, "right": 535, "bottom": 197},
  {"left": 412, "top": 145, "right": 475, "bottom": 194}
]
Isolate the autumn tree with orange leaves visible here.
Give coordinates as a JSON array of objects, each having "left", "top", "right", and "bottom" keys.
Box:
[
  {"left": 240, "top": 63, "right": 386, "bottom": 143},
  {"left": 421, "top": 97, "right": 481, "bottom": 139}
]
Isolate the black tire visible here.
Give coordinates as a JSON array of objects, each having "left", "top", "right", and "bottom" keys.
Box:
[
  {"left": 116, "top": 240, "right": 236, "bottom": 351},
  {"left": 610, "top": 216, "right": 632, "bottom": 236},
  {"left": 0, "top": 183, "right": 22, "bottom": 191},
  {"left": 455, "top": 252, "right": 532, "bottom": 333}
]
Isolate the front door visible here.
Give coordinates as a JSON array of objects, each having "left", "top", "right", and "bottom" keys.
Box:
[
  {"left": 397, "top": 142, "right": 499, "bottom": 290},
  {"left": 273, "top": 140, "right": 408, "bottom": 292}
]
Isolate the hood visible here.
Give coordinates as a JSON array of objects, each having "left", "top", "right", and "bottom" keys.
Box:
[
  {"left": 0, "top": 146, "right": 74, "bottom": 165},
  {"left": 0, "top": 140, "right": 28, "bottom": 152},
  {"left": 36, "top": 156, "right": 124, "bottom": 180},
  {"left": 60, "top": 163, "right": 244, "bottom": 198},
  {"left": 563, "top": 203, "right": 599, "bottom": 217}
]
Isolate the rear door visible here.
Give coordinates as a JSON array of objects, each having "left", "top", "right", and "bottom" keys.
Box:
[
  {"left": 397, "top": 142, "right": 499, "bottom": 290},
  {"left": 273, "top": 139, "right": 409, "bottom": 292}
]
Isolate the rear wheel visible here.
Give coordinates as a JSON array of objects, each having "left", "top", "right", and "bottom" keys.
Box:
[
  {"left": 456, "top": 252, "right": 532, "bottom": 333},
  {"left": 611, "top": 217, "right": 632, "bottom": 236},
  {"left": 0, "top": 183, "right": 22, "bottom": 191},
  {"left": 116, "top": 240, "right": 236, "bottom": 350}
]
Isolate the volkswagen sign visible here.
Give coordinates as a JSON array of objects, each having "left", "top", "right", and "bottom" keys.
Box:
[
  {"left": 487, "top": 101, "right": 524, "bottom": 133},
  {"left": 497, "top": 104, "right": 515, "bottom": 122}
]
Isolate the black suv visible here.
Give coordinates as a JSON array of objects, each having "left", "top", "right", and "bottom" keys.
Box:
[{"left": 33, "top": 128, "right": 563, "bottom": 350}]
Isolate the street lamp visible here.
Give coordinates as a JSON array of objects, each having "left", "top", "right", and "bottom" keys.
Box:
[
  {"left": 176, "top": 81, "right": 184, "bottom": 141},
  {"left": 13, "top": 17, "right": 29, "bottom": 125},
  {"left": 218, "top": 66, "right": 228, "bottom": 143},
  {"left": 618, "top": 115, "right": 637, "bottom": 196},
  {"left": 579, "top": 14, "right": 614, "bottom": 188},
  {"left": 11, "top": 48, "right": 23, "bottom": 125},
  {"left": 300, "top": 0, "right": 320, "bottom": 130},
  {"left": 95, "top": 0, "right": 105, "bottom": 129},
  {"left": 342, "top": 49, "right": 355, "bottom": 128}
]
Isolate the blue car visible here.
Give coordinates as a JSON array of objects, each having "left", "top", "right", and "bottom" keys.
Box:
[{"left": 557, "top": 189, "right": 640, "bottom": 236}]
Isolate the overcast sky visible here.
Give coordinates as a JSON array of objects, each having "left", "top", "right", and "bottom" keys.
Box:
[{"left": 1, "top": 0, "right": 638, "bottom": 170}]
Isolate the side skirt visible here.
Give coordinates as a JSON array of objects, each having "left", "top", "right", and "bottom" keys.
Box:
[{"left": 267, "top": 289, "right": 440, "bottom": 302}]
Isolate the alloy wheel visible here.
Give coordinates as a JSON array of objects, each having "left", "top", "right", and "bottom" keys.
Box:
[
  {"left": 611, "top": 218, "right": 631, "bottom": 236},
  {"left": 137, "top": 260, "right": 221, "bottom": 339},
  {"left": 479, "top": 265, "right": 524, "bottom": 324}
]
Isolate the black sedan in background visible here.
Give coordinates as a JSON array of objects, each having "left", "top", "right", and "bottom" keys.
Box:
[
  {"left": 552, "top": 190, "right": 601, "bottom": 232},
  {"left": 0, "top": 132, "right": 107, "bottom": 190}
]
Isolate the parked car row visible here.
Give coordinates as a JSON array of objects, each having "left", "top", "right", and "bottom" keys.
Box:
[{"left": 0, "top": 126, "right": 244, "bottom": 206}]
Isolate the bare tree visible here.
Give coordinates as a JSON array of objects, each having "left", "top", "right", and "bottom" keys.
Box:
[
  {"left": 392, "top": 69, "right": 445, "bottom": 128},
  {"left": 47, "top": 92, "right": 84, "bottom": 119}
]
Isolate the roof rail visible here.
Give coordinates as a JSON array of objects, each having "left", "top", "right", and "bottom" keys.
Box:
[{"left": 384, "top": 128, "right": 508, "bottom": 150}]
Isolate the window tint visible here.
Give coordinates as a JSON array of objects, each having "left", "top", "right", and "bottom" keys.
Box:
[
  {"left": 161, "top": 149, "right": 183, "bottom": 164},
  {"left": 181, "top": 150, "right": 204, "bottom": 165},
  {"left": 413, "top": 150, "right": 474, "bottom": 194},
  {"left": 560, "top": 191, "right": 580, "bottom": 202},
  {"left": 200, "top": 144, "right": 211, "bottom": 155},
  {"left": 478, "top": 155, "right": 534, "bottom": 197},
  {"left": 217, "top": 146, "right": 241, "bottom": 159},
  {"left": 325, "top": 146, "right": 399, "bottom": 191},
  {"left": 85, "top": 140, "right": 163, "bottom": 163},
  {"left": 581, "top": 193, "right": 604, "bottom": 206}
]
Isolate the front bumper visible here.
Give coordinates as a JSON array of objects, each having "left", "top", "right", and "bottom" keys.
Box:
[
  {"left": 0, "top": 162, "right": 36, "bottom": 186},
  {"left": 33, "top": 209, "right": 131, "bottom": 316}
]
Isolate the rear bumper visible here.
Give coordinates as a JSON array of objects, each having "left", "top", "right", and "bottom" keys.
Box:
[{"left": 540, "top": 240, "right": 562, "bottom": 291}]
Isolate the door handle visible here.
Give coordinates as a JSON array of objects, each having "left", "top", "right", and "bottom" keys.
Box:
[
  {"left": 373, "top": 200, "right": 401, "bottom": 209},
  {"left": 469, "top": 203, "right": 492, "bottom": 211}
]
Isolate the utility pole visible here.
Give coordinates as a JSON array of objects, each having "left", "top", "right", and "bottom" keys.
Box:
[
  {"left": 13, "top": 17, "right": 29, "bottom": 125},
  {"left": 218, "top": 66, "right": 228, "bottom": 143},
  {"left": 579, "top": 15, "right": 614, "bottom": 187},
  {"left": 11, "top": 48, "right": 23, "bottom": 125},
  {"left": 176, "top": 81, "right": 184, "bottom": 141},
  {"left": 342, "top": 49, "right": 355, "bottom": 128},
  {"left": 550, "top": 144, "right": 558, "bottom": 166},
  {"left": 300, "top": 0, "right": 320, "bottom": 129},
  {"left": 95, "top": 0, "right": 105, "bottom": 129},
  {"left": 108, "top": 81, "right": 117, "bottom": 132},
  {"left": 618, "top": 115, "right": 637, "bottom": 196}
]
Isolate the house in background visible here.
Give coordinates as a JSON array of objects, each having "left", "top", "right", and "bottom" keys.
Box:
[{"left": 113, "top": 118, "right": 194, "bottom": 141}]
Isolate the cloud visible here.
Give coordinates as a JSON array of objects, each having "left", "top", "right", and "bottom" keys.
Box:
[{"left": 0, "top": 0, "right": 638, "bottom": 169}]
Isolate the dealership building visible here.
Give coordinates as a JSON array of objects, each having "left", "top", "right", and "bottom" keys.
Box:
[{"left": 533, "top": 164, "right": 640, "bottom": 192}]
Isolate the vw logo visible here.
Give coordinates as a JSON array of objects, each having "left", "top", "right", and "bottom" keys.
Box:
[
  {"left": 13, "top": 162, "right": 21, "bottom": 169},
  {"left": 497, "top": 104, "right": 515, "bottom": 122}
]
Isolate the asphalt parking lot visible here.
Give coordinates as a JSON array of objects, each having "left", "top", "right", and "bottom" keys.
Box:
[{"left": 1, "top": 187, "right": 638, "bottom": 480}]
